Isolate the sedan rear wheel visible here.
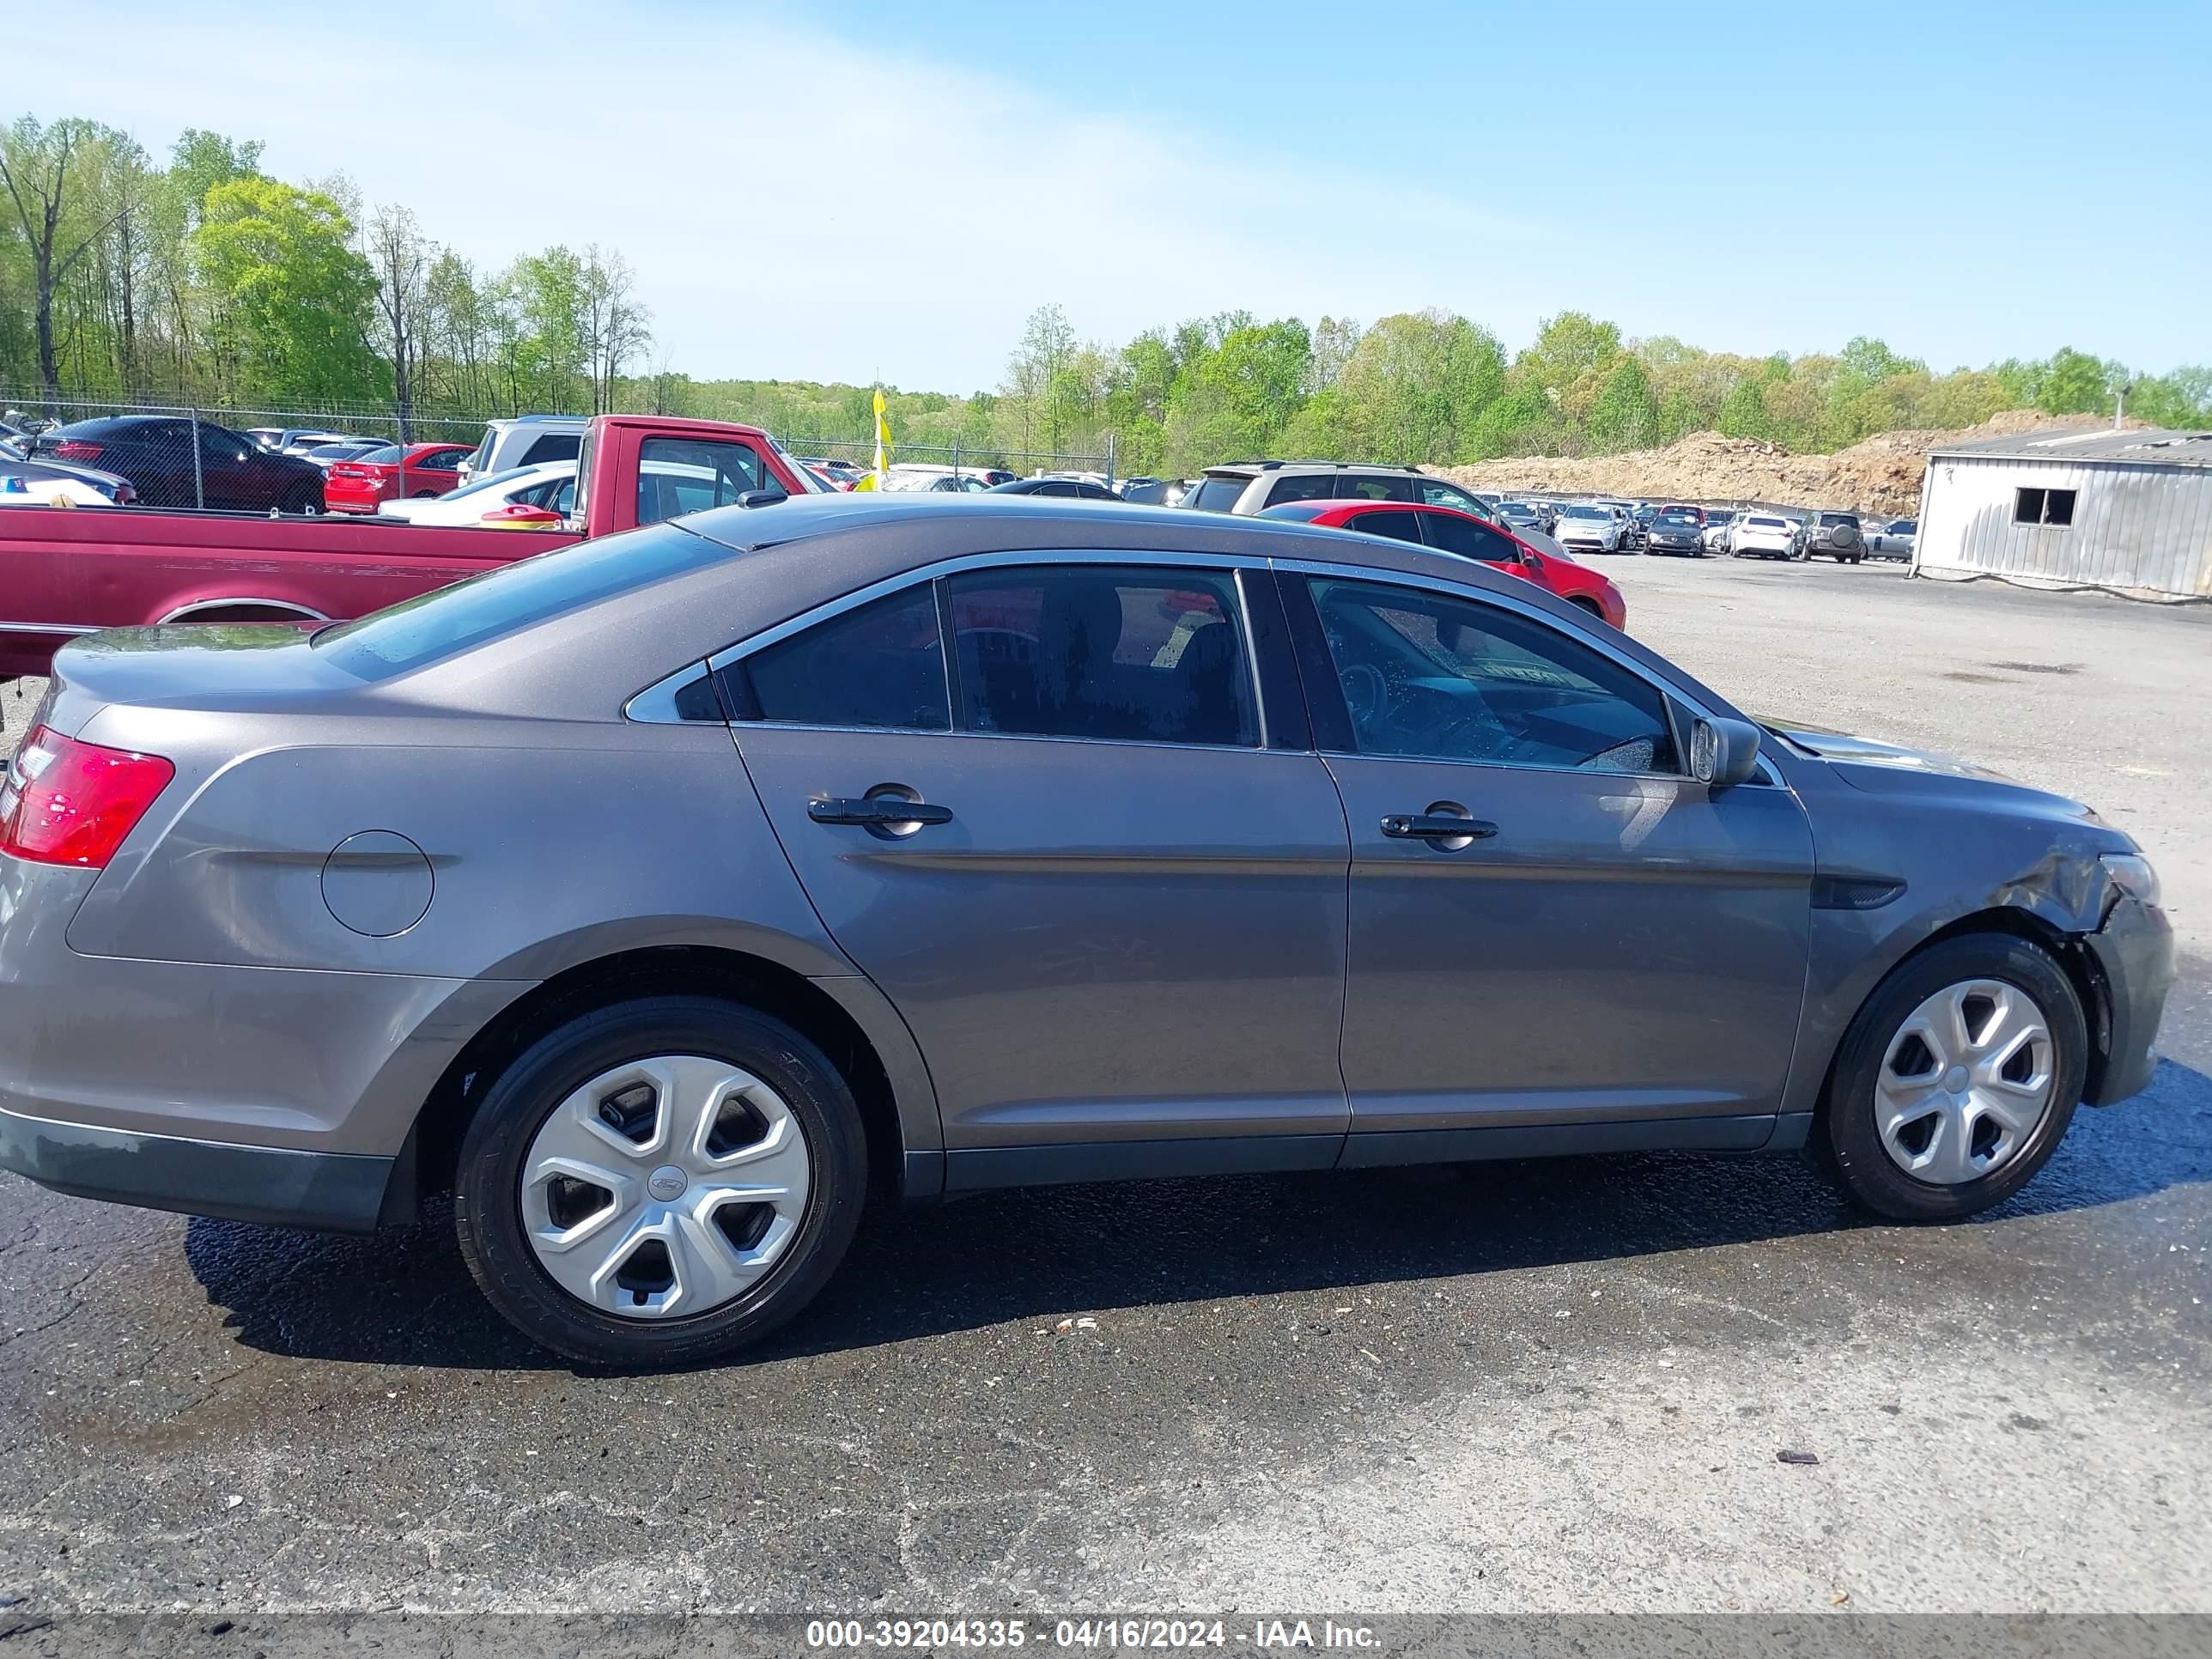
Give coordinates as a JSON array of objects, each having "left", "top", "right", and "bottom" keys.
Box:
[
  {"left": 454, "top": 996, "right": 866, "bottom": 1366},
  {"left": 1820, "top": 935, "right": 2085, "bottom": 1221}
]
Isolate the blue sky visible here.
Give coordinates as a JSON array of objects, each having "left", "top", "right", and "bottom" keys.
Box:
[{"left": 18, "top": 1, "right": 2209, "bottom": 390}]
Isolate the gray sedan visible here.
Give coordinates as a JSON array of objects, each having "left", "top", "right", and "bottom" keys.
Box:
[{"left": 0, "top": 496, "right": 2173, "bottom": 1367}]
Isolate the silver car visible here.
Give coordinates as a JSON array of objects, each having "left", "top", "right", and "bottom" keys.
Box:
[
  {"left": 1553, "top": 502, "right": 1628, "bottom": 553},
  {"left": 0, "top": 497, "right": 2173, "bottom": 1367}
]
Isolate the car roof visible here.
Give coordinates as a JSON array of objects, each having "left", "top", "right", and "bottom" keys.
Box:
[
  {"left": 1203, "top": 460, "right": 1426, "bottom": 480},
  {"left": 343, "top": 494, "right": 1716, "bottom": 732}
]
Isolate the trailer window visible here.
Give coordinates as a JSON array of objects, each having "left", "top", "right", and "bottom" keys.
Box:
[{"left": 2014, "top": 487, "right": 2077, "bottom": 527}]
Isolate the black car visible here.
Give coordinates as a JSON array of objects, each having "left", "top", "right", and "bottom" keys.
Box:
[
  {"left": 986, "top": 477, "right": 1126, "bottom": 501},
  {"left": 0, "top": 435, "right": 137, "bottom": 504},
  {"left": 1644, "top": 508, "right": 1708, "bottom": 558},
  {"left": 32, "top": 416, "right": 326, "bottom": 512}
]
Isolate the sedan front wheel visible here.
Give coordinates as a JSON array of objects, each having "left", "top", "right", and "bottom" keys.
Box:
[{"left": 1820, "top": 935, "right": 2086, "bottom": 1221}]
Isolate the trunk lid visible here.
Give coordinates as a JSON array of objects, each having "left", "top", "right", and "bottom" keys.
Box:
[{"left": 40, "top": 625, "right": 356, "bottom": 739}]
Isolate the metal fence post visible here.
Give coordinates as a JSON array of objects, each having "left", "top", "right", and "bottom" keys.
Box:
[
  {"left": 952, "top": 438, "right": 961, "bottom": 483},
  {"left": 1106, "top": 433, "right": 1117, "bottom": 491},
  {"left": 189, "top": 408, "right": 205, "bottom": 510}
]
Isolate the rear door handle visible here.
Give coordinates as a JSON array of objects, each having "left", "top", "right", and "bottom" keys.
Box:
[
  {"left": 808, "top": 796, "right": 953, "bottom": 829},
  {"left": 1380, "top": 811, "right": 1499, "bottom": 843}
]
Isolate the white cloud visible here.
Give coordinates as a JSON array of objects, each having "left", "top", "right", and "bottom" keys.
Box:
[{"left": 15, "top": 2, "right": 1565, "bottom": 390}]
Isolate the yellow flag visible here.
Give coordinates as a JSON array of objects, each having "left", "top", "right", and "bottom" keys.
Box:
[{"left": 872, "top": 386, "right": 892, "bottom": 486}]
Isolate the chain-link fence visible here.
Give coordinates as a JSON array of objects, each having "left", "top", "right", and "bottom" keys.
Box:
[
  {"left": 0, "top": 390, "right": 493, "bottom": 514},
  {"left": 3, "top": 390, "right": 1129, "bottom": 513},
  {"left": 783, "top": 438, "right": 1121, "bottom": 488}
]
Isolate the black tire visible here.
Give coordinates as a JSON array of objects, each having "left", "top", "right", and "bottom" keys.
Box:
[
  {"left": 1819, "top": 934, "right": 2086, "bottom": 1222},
  {"left": 1568, "top": 596, "right": 1604, "bottom": 619},
  {"left": 453, "top": 996, "right": 868, "bottom": 1368}
]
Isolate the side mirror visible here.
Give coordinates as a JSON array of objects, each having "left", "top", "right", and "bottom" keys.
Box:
[
  {"left": 736, "top": 487, "right": 790, "bottom": 509},
  {"left": 1690, "top": 716, "right": 1762, "bottom": 789}
]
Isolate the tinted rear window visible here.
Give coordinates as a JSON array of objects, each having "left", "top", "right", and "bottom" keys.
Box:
[
  {"left": 313, "top": 521, "right": 726, "bottom": 678},
  {"left": 1184, "top": 476, "right": 1253, "bottom": 513},
  {"left": 520, "top": 433, "right": 582, "bottom": 467}
]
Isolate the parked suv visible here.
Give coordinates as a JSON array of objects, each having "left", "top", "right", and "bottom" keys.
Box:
[
  {"left": 459, "top": 415, "right": 588, "bottom": 486},
  {"left": 1182, "top": 461, "right": 1495, "bottom": 520},
  {"left": 1802, "top": 511, "right": 1864, "bottom": 562}
]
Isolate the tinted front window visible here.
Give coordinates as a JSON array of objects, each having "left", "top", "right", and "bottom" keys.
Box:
[
  {"left": 1345, "top": 511, "right": 1427, "bottom": 546},
  {"left": 739, "top": 588, "right": 948, "bottom": 732},
  {"left": 1308, "top": 578, "right": 1677, "bottom": 775},
  {"left": 635, "top": 436, "right": 767, "bottom": 524},
  {"left": 314, "top": 521, "right": 726, "bottom": 678},
  {"left": 1418, "top": 479, "right": 1484, "bottom": 515},
  {"left": 1420, "top": 513, "right": 1520, "bottom": 563},
  {"left": 946, "top": 566, "right": 1255, "bottom": 747},
  {"left": 1184, "top": 476, "right": 1253, "bottom": 513}
]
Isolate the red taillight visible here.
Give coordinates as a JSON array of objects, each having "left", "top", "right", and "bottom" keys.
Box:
[
  {"left": 51, "top": 441, "right": 103, "bottom": 462},
  {"left": 0, "top": 726, "right": 174, "bottom": 868}
]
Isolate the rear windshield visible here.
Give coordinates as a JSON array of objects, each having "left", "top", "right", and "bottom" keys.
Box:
[
  {"left": 359, "top": 444, "right": 403, "bottom": 465},
  {"left": 520, "top": 433, "right": 582, "bottom": 468},
  {"left": 1184, "top": 475, "right": 1253, "bottom": 513},
  {"left": 313, "top": 521, "right": 728, "bottom": 678}
]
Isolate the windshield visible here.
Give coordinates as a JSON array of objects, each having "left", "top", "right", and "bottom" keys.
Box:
[
  {"left": 314, "top": 521, "right": 728, "bottom": 679},
  {"left": 1183, "top": 475, "right": 1253, "bottom": 513},
  {"left": 1659, "top": 511, "right": 1699, "bottom": 526},
  {"left": 432, "top": 463, "right": 565, "bottom": 502},
  {"left": 359, "top": 444, "right": 403, "bottom": 465},
  {"left": 766, "top": 435, "right": 832, "bottom": 494},
  {"left": 1562, "top": 505, "right": 1607, "bottom": 520}
]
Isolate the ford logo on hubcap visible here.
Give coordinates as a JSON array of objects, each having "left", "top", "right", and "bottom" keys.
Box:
[{"left": 647, "top": 1165, "right": 688, "bottom": 1202}]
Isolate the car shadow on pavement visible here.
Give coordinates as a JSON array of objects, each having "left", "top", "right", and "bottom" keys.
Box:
[{"left": 184, "top": 1057, "right": 2212, "bottom": 1374}]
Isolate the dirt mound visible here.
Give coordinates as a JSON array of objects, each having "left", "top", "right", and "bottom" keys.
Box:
[{"left": 1435, "top": 414, "right": 2141, "bottom": 519}]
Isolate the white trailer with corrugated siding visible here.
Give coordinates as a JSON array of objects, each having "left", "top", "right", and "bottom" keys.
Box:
[{"left": 1913, "top": 426, "right": 2212, "bottom": 602}]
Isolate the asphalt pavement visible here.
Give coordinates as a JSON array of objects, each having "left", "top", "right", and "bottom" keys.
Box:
[{"left": 1, "top": 558, "right": 2207, "bottom": 1620}]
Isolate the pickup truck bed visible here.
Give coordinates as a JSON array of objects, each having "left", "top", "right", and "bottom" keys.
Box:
[
  {"left": 0, "top": 414, "right": 810, "bottom": 679},
  {"left": 0, "top": 508, "right": 562, "bottom": 678}
]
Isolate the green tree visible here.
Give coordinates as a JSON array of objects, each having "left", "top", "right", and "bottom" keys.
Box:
[
  {"left": 1163, "top": 317, "right": 1311, "bottom": 470},
  {"left": 2036, "top": 347, "right": 2113, "bottom": 416},
  {"left": 1335, "top": 309, "right": 1504, "bottom": 464},
  {"left": 194, "top": 176, "right": 380, "bottom": 404},
  {"left": 1586, "top": 358, "right": 1660, "bottom": 453},
  {"left": 1717, "top": 377, "right": 1771, "bottom": 441},
  {"left": 0, "top": 116, "right": 132, "bottom": 401}
]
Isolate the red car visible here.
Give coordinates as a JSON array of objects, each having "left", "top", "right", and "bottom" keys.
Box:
[
  {"left": 1258, "top": 499, "right": 1627, "bottom": 630},
  {"left": 323, "top": 441, "right": 475, "bottom": 515}
]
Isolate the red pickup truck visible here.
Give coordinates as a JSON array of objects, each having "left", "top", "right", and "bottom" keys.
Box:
[{"left": 0, "top": 416, "right": 817, "bottom": 679}]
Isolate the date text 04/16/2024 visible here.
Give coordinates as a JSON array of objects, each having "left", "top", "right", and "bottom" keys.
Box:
[{"left": 804, "top": 1619, "right": 1382, "bottom": 1650}]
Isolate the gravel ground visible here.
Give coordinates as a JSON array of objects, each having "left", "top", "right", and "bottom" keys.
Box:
[{"left": 0, "top": 559, "right": 2207, "bottom": 1622}]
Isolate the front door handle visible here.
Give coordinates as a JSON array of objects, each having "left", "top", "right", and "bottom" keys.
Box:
[
  {"left": 1380, "top": 811, "right": 1499, "bottom": 843},
  {"left": 808, "top": 796, "right": 953, "bottom": 829}
]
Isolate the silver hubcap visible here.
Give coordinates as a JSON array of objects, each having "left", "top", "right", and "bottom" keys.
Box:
[
  {"left": 1875, "top": 979, "right": 2055, "bottom": 1187},
  {"left": 519, "top": 1055, "right": 811, "bottom": 1320}
]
